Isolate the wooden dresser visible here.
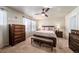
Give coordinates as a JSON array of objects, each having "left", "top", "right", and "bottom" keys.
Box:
[
  {"left": 9, "top": 24, "right": 26, "bottom": 46},
  {"left": 69, "top": 30, "right": 79, "bottom": 52}
]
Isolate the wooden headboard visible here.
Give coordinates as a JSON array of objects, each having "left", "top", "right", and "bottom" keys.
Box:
[{"left": 42, "top": 26, "right": 56, "bottom": 31}]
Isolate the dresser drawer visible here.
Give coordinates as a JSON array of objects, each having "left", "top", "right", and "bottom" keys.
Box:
[
  {"left": 69, "top": 42, "right": 79, "bottom": 52},
  {"left": 71, "top": 36, "right": 79, "bottom": 44},
  {"left": 14, "top": 32, "right": 25, "bottom": 35},
  {"left": 14, "top": 28, "right": 25, "bottom": 32},
  {"left": 14, "top": 37, "right": 25, "bottom": 44},
  {"left": 69, "top": 40, "right": 79, "bottom": 52},
  {"left": 14, "top": 25, "right": 25, "bottom": 29},
  {"left": 70, "top": 39, "right": 79, "bottom": 47},
  {"left": 14, "top": 34, "right": 25, "bottom": 39},
  {"left": 14, "top": 37, "right": 25, "bottom": 41}
]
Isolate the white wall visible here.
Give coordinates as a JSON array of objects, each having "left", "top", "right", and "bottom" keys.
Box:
[
  {"left": 38, "top": 17, "right": 65, "bottom": 30},
  {"left": 65, "top": 7, "right": 79, "bottom": 39}
]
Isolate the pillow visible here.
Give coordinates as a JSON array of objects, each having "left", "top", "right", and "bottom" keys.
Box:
[
  {"left": 41, "top": 26, "right": 56, "bottom": 31},
  {"left": 48, "top": 27, "right": 55, "bottom": 31},
  {"left": 41, "top": 27, "right": 49, "bottom": 31},
  {"left": 45, "top": 27, "right": 49, "bottom": 31}
]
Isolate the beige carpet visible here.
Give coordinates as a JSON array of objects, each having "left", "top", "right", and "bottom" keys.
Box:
[{"left": 0, "top": 37, "right": 73, "bottom": 53}]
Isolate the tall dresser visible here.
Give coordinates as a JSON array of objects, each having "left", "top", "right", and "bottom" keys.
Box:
[
  {"left": 9, "top": 24, "right": 26, "bottom": 46},
  {"left": 69, "top": 30, "right": 79, "bottom": 52}
]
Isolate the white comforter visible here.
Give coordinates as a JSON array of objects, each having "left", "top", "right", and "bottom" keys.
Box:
[{"left": 34, "top": 30, "right": 57, "bottom": 38}]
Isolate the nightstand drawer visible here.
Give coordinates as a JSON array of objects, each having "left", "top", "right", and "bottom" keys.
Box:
[{"left": 55, "top": 31, "right": 63, "bottom": 38}]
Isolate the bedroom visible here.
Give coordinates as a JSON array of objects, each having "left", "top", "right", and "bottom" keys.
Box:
[{"left": 0, "top": 6, "right": 79, "bottom": 53}]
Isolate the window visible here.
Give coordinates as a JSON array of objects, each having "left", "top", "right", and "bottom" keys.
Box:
[
  {"left": 23, "top": 18, "right": 37, "bottom": 37},
  {"left": 31, "top": 20, "right": 36, "bottom": 32},
  {"left": 69, "top": 15, "right": 77, "bottom": 30},
  {"left": 23, "top": 18, "right": 31, "bottom": 33},
  {"left": 69, "top": 13, "right": 79, "bottom": 31}
]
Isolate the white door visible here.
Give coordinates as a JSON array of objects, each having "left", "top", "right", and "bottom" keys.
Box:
[{"left": 0, "top": 9, "right": 8, "bottom": 48}]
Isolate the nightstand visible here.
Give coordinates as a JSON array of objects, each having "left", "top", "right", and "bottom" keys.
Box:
[{"left": 55, "top": 30, "right": 63, "bottom": 38}]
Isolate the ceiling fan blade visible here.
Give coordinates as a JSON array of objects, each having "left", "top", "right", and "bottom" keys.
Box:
[
  {"left": 42, "top": 8, "right": 45, "bottom": 11},
  {"left": 45, "top": 8, "right": 50, "bottom": 12},
  {"left": 45, "top": 14, "right": 48, "bottom": 17}
]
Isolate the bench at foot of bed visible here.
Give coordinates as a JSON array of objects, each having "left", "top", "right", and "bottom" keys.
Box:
[{"left": 31, "top": 36, "right": 54, "bottom": 51}]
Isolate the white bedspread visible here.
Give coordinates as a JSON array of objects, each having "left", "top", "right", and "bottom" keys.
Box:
[{"left": 34, "top": 30, "right": 57, "bottom": 38}]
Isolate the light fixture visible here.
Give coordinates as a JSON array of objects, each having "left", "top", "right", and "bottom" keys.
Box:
[
  {"left": 33, "top": 14, "right": 46, "bottom": 20},
  {"left": 41, "top": 14, "right": 45, "bottom": 16},
  {"left": 56, "top": 24, "right": 60, "bottom": 31}
]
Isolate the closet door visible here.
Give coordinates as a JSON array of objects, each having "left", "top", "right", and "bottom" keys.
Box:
[
  {"left": 0, "top": 9, "right": 8, "bottom": 48},
  {"left": 77, "top": 14, "right": 79, "bottom": 30},
  {"left": 0, "top": 9, "right": 4, "bottom": 48},
  {"left": 3, "top": 10, "right": 8, "bottom": 46}
]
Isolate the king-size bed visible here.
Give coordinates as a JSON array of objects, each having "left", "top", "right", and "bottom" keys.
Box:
[{"left": 31, "top": 26, "right": 57, "bottom": 51}]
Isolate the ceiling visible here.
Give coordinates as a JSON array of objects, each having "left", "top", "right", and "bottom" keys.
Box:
[{"left": 9, "top": 6, "right": 76, "bottom": 19}]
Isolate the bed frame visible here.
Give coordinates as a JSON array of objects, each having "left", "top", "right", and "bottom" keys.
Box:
[{"left": 31, "top": 25, "right": 57, "bottom": 51}]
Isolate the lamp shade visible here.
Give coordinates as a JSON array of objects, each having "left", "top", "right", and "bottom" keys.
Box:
[{"left": 56, "top": 24, "right": 60, "bottom": 30}]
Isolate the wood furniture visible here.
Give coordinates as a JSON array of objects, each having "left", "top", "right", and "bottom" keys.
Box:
[
  {"left": 33, "top": 34, "right": 56, "bottom": 47},
  {"left": 31, "top": 26, "right": 57, "bottom": 51},
  {"left": 55, "top": 30, "right": 63, "bottom": 38},
  {"left": 9, "top": 24, "right": 26, "bottom": 46},
  {"left": 69, "top": 30, "right": 79, "bottom": 52},
  {"left": 31, "top": 36, "right": 54, "bottom": 51}
]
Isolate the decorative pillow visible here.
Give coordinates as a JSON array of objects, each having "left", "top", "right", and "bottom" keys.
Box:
[{"left": 41, "top": 27, "right": 45, "bottom": 30}]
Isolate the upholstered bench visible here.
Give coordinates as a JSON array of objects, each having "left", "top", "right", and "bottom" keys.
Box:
[{"left": 31, "top": 36, "right": 53, "bottom": 51}]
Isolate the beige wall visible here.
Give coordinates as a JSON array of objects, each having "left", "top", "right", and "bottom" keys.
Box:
[
  {"left": 0, "top": 7, "right": 34, "bottom": 48},
  {"left": 38, "top": 17, "right": 65, "bottom": 29},
  {"left": 1, "top": 7, "right": 33, "bottom": 24},
  {"left": 37, "top": 16, "right": 65, "bottom": 37},
  {"left": 65, "top": 7, "right": 79, "bottom": 39},
  {"left": 6, "top": 7, "right": 24, "bottom": 24}
]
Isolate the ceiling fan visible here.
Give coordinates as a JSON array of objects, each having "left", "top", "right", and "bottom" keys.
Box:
[{"left": 35, "top": 8, "right": 50, "bottom": 17}]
